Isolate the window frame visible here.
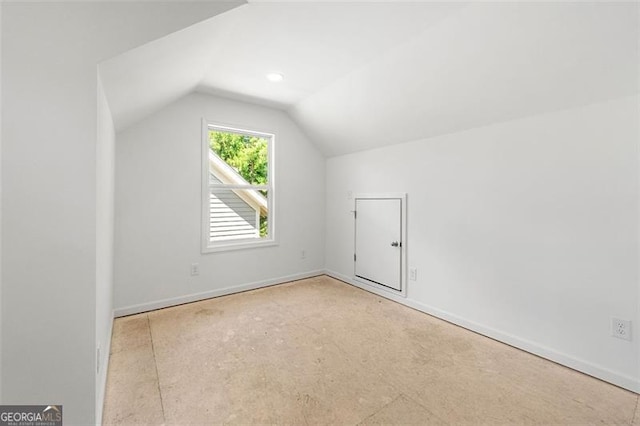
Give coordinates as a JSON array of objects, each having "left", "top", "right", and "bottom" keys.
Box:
[{"left": 201, "top": 119, "right": 276, "bottom": 253}]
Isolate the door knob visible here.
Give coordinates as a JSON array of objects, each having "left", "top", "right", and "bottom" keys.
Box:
[{"left": 391, "top": 241, "right": 400, "bottom": 247}]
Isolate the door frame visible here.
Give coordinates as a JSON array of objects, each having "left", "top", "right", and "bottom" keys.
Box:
[{"left": 353, "top": 193, "right": 408, "bottom": 298}]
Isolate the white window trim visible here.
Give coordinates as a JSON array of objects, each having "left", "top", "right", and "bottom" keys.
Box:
[{"left": 201, "top": 119, "right": 276, "bottom": 253}]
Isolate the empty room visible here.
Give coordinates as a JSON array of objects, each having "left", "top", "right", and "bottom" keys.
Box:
[{"left": 0, "top": 0, "right": 639, "bottom": 425}]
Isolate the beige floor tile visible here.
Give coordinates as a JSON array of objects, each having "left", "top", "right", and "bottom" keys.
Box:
[
  {"left": 147, "top": 288, "right": 286, "bottom": 354},
  {"left": 632, "top": 398, "right": 639, "bottom": 425},
  {"left": 153, "top": 316, "right": 396, "bottom": 425},
  {"left": 391, "top": 335, "right": 636, "bottom": 425},
  {"left": 102, "top": 338, "right": 164, "bottom": 425},
  {"left": 266, "top": 276, "right": 379, "bottom": 321},
  {"left": 359, "top": 394, "right": 447, "bottom": 425},
  {"left": 301, "top": 285, "right": 638, "bottom": 425},
  {"left": 161, "top": 365, "right": 273, "bottom": 425},
  {"left": 104, "top": 277, "right": 639, "bottom": 426},
  {"left": 110, "top": 313, "right": 152, "bottom": 354},
  {"left": 149, "top": 302, "right": 289, "bottom": 424},
  {"left": 256, "top": 325, "right": 399, "bottom": 424}
]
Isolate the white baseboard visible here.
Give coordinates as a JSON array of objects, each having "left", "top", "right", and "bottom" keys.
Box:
[
  {"left": 324, "top": 269, "right": 640, "bottom": 394},
  {"left": 114, "top": 270, "right": 325, "bottom": 317},
  {"left": 95, "top": 312, "right": 114, "bottom": 426}
]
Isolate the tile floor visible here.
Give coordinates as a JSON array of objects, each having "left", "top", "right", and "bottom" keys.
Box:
[{"left": 103, "top": 276, "right": 639, "bottom": 425}]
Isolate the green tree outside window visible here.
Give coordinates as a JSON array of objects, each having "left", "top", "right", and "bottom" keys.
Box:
[{"left": 209, "top": 131, "right": 269, "bottom": 236}]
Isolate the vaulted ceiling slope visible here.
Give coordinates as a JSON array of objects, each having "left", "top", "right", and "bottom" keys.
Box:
[
  {"left": 98, "top": 0, "right": 246, "bottom": 131},
  {"left": 100, "top": 2, "right": 638, "bottom": 157},
  {"left": 100, "top": 1, "right": 462, "bottom": 131},
  {"left": 291, "top": 2, "right": 639, "bottom": 156}
]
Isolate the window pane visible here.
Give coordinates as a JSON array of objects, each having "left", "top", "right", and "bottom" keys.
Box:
[
  {"left": 209, "top": 129, "right": 269, "bottom": 186},
  {"left": 209, "top": 188, "right": 269, "bottom": 242}
]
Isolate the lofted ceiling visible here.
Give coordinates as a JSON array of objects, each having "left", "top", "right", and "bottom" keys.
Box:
[
  {"left": 99, "top": 1, "right": 639, "bottom": 156},
  {"left": 195, "top": 2, "right": 463, "bottom": 106}
]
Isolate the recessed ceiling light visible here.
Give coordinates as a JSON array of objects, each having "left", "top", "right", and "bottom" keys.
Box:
[{"left": 266, "top": 72, "right": 284, "bottom": 82}]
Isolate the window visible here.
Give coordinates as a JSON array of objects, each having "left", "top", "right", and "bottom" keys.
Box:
[{"left": 202, "top": 121, "right": 275, "bottom": 252}]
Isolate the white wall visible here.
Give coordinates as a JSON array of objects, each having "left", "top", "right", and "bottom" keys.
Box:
[
  {"left": 1, "top": 3, "right": 242, "bottom": 424},
  {"left": 0, "top": 1, "right": 3, "bottom": 404},
  {"left": 95, "top": 74, "right": 115, "bottom": 425},
  {"left": 325, "top": 95, "right": 640, "bottom": 392},
  {"left": 114, "top": 92, "right": 325, "bottom": 314}
]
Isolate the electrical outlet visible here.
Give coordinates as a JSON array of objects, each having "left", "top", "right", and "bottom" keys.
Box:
[
  {"left": 409, "top": 268, "right": 417, "bottom": 281},
  {"left": 190, "top": 263, "right": 200, "bottom": 276},
  {"left": 611, "top": 318, "right": 631, "bottom": 341},
  {"left": 301, "top": 249, "right": 306, "bottom": 260}
]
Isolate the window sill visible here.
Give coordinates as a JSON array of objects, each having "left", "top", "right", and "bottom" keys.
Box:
[{"left": 202, "top": 239, "right": 278, "bottom": 254}]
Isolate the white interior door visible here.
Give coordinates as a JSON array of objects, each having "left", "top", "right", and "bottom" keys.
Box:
[{"left": 354, "top": 197, "right": 402, "bottom": 291}]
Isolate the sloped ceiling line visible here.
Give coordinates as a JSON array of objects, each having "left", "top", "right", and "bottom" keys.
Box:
[{"left": 100, "top": 2, "right": 639, "bottom": 157}]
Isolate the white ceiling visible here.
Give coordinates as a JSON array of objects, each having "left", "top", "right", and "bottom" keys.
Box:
[
  {"left": 291, "top": 2, "right": 639, "bottom": 155},
  {"left": 98, "top": 1, "right": 245, "bottom": 131},
  {"left": 100, "top": 1, "right": 639, "bottom": 156},
  {"left": 196, "top": 2, "right": 463, "bottom": 106}
]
